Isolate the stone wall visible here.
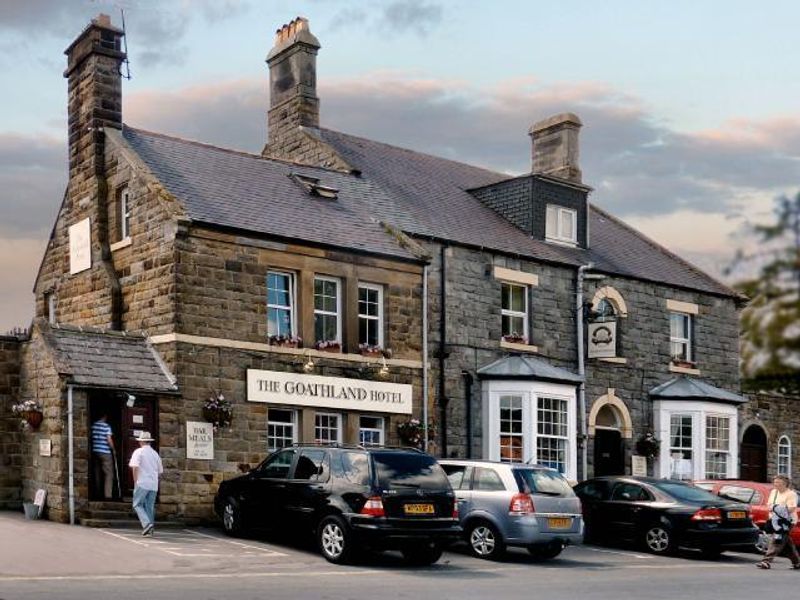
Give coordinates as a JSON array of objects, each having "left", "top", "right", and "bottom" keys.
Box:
[
  {"left": 740, "top": 392, "right": 800, "bottom": 480},
  {"left": 0, "top": 335, "right": 22, "bottom": 509}
]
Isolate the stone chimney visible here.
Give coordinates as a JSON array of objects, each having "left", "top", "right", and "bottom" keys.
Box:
[
  {"left": 528, "top": 113, "right": 582, "bottom": 183},
  {"left": 64, "top": 13, "right": 126, "bottom": 180},
  {"left": 265, "top": 17, "right": 321, "bottom": 150}
]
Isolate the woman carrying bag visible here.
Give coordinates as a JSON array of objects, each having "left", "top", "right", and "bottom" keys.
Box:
[{"left": 757, "top": 475, "right": 800, "bottom": 570}]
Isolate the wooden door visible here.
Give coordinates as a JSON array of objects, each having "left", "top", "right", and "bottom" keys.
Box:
[
  {"left": 594, "top": 429, "right": 625, "bottom": 476},
  {"left": 740, "top": 425, "right": 768, "bottom": 482},
  {"left": 120, "top": 398, "right": 157, "bottom": 497}
]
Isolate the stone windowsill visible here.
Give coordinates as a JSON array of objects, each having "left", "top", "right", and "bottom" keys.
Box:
[
  {"left": 596, "top": 357, "right": 627, "bottom": 365},
  {"left": 669, "top": 364, "right": 701, "bottom": 375},
  {"left": 500, "top": 339, "right": 539, "bottom": 353},
  {"left": 110, "top": 237, "right": 132, "bottom": 252}
]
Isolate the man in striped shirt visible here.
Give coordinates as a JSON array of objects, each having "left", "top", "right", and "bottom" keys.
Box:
[{"left": 92, "top": 414, "right": 116, "bottom": 499}]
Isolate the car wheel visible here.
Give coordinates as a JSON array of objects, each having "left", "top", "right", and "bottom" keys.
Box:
[
  {"left": 221, "top": 498, "right": 242, "bottom": 537},
  {"left": 755, "top": 531, "right": 769, "bottom": 554},
  {"left": 318, "top": 515, "right": 354, "bottom": 564},
  {"left": 467, "top": 520, "right": 505, "bottom": 560},
  {"left": 643, "top": 524, "right": 675, "bottom": 555},
  {"left": 402, "top": 542, "right": 444, "bottom": 566},
  {"left": 528, "top": 541, "right": 565, "bottom": 560}
]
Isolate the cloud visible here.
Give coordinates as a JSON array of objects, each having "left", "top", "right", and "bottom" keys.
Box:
[
  {"left": 0, "top": 237, "right": 46, "bottom": 332},
  {"left": 327, "top": 0, "right": 443, "bottom": 36}
]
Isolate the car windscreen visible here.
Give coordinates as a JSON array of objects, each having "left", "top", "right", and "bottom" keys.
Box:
[
  {"left": 652, "top": 481, "right": 722, "bottom": 503},
  {"left": 372, "top": 453, "right": 451, "bottom": 491},
  {"left": 515, "top": 468, "right": 575, "bottom": 496}
]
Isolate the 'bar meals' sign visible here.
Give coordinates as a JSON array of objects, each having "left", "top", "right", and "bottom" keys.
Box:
[{"left": 246, "top": 369, "right": 412, "bottom": 415}]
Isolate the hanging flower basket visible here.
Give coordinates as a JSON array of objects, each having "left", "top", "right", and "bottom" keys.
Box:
[
  {"left": 635, "top": 432, "right": 660, "bottom": 458},
  {"left": 11, "top": 400, "right": 43, "bottom": 431},
  {"left": 397, "top": 418, "right": 432, "bottom": 450},
  {"left": 202, "top": 392, "right": 233, "bottom": 430}
]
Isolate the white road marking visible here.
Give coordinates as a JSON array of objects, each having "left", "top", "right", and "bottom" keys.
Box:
[
  {"left": 184, "top": 529, "right": 287, "bottom": 556},
  {"left": 98, "top": 527, "right": 287, "bottom": 558},
  {"left": 581, "top": 546, "right": 651, "bottom": 560}
]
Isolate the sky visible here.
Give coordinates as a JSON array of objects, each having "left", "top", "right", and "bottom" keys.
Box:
[{"left": 1, "top": 0, "right": 799, "bottom": 332}]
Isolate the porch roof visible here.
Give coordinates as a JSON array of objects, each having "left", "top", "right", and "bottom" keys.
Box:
[
  {"left": 476, "top": 354, "right": 583, "bottom": 385},
  {"left": 39, "top": 323, "right": 178, "bottom": 394},
  {"left": 648, "top": 376, "right": 746, "bottom": 404}
]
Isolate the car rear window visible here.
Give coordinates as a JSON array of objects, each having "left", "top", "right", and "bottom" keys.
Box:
[
  {"left": 372, "top": 452, "right": 450, "bottom": 491},
  {"left": 514, "top": 468, "right": 575, "bottom": 497},
  {"left": 652, "top": 481, "right": 721, "bottom": 503},
  {"left": 719, "top": 485, "right": 757, "bottom": 504}
]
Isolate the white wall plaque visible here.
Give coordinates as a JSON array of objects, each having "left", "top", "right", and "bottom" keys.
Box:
[
  {"left": 69, "top": 218, "right": 91, "bottom": 275},
  {"left": 132, "top": 415, "right": 144, "bottom": 424},
  {"left": 247, "top": 369, "right": 413, "bottom": 415},
  {"left": 39, "top": 439, "right": 51, "bottom": 457},
  {"left": 631, "top": 455, "right": 648, "bottom": 477},
  {"left": 186, "top": 421, "right": 214, "bottom": 460},
  {"left": 588, "top": 321, "right": 617, "bottom": 359}
]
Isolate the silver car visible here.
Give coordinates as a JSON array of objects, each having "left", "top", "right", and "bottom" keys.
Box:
[{"left": 439, "top": 459, "right": 583, "bottom": 560}]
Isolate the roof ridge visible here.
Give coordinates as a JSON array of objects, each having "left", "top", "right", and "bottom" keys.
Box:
[
  {"left": 589, "top": 204, "right": 737, "bottom": 297},
  {"left": 124, "top": 125, "right": 363, "bottom": 176},
  {"left": 319, "top": 127, "right": 508, "bottom": 182}
]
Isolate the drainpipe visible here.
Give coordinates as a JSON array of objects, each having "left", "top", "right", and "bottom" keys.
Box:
[
  {"left": 67, "top": 384, "right": 75, "bottom": 525},
  {"left": 438, "top": 245, "right": 449, "bottom": 458},
  {"left": 576, "top": 263, "right": 594, "bottom": 481},
  {"left": 422, "top": 264, "right": 429, "bottom": 450},
  {"left": 462, "top": 370, "right": 473, "bottom": 458}
]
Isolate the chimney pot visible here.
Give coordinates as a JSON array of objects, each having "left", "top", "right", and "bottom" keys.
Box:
[
  {"left": 528, "top": 112, "right": 583, "bottom": 183},
  {"left": 95, "top": 13, "right": 112, "bottom": 27}
]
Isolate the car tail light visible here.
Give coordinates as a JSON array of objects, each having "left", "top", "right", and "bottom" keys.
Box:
[
  {"left": 360, "top": 496, "right": 385, "bottom": 518},
  {"left": 509, "top": 493, "right": 535, "bottom": 515},
  {"left": 452, "top": 500, "right": 459, "bottom": 520},
  {"left": 691, "top": 507, "right": 722, "bottom": 522}
]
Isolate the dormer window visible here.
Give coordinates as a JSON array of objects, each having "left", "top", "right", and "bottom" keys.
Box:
[{"left": 545, "top": 205, "right": 577, "bottom": 245}]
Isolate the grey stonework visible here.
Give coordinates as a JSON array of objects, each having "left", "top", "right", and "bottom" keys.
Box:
[
  {"left": 0, "top": 336, "right": 22, "bottom": 509},
  {"left": 740, "top": 393, "right": 800, "bottom": 481}
]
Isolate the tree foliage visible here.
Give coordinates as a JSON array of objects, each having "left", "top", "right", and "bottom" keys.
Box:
[{"left": 732, "top": 192, "right": 800, "bottom": 392}]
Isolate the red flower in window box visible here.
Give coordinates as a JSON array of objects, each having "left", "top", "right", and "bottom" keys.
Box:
[
  {"left": 269, "top": 335, "right": 302, "bottom": 348},
  {"left": 314, "top": 340, "right": 341, "bottom": 353},
  {"left": 502, "top": 333, "right": 528, "bottom": 345},
  {"left": 359, "top": 343, "right": 390, "bottom": 358}
]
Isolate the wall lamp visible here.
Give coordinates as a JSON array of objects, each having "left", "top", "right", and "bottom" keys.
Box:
[
  {"left": 303, "top": 351, "right": 315, "bottom": 373},
  {"left": 126, "top": 393, "right": 136, "bottom": 407}
]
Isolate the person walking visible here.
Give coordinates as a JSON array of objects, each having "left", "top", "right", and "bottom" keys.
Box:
[
  {"left": 91, "top": 413, "right": 115, "bottom": 499},
  {"left": 129, "top": 431, "right": 163, "bottom": 537},
  {"left": 756, "top": 475, "right": 800, "bottom": 569}
]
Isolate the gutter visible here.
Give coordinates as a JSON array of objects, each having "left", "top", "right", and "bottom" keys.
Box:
[
  {"left": 422, "top": 264, "right": 429, "bottom": 449},
  {"left": 67, "top": 384, "right": 75, "bottom": 525},
  {"left": 438, "top": 245, "right": 449, "bottom": 457},
  {"left": 576, "top": 263, "right": 593, "bottom": 481}
]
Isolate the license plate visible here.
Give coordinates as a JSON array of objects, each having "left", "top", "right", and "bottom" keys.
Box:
[
  {"left": 548, "top": 517, "right": 572, "bottom": 529},
  {"left": 728, "top": 511, "right": 747, "bottom": 520},
  {"left": 404, "top": 503, "right": 435, "bottom": 515}
]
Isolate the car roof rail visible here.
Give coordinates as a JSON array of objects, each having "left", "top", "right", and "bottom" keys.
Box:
[{"left": 288, "top": 442, "right": 367, "bottom": 450}]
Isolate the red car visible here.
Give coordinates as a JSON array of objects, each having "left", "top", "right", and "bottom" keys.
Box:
[{"left": 695, "top": 480, "right": 800, "bottom": 552}]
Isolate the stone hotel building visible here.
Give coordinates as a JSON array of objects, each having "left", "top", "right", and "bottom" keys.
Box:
[{"left": 0, "top": 15, "right": 792, "bottom": 524}]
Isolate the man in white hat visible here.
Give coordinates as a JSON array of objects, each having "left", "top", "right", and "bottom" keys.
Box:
[{"left": 129, "top": 431, "right": 163, "bottom": 536}]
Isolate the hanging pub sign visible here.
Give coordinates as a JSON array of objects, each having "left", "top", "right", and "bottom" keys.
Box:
[{"left": 588, "top": 321, "right": 617, "bottom": 359}]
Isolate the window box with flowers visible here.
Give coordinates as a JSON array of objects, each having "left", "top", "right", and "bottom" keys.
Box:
[
  {"left": 202, "top": 392, "right": 233, "bottom": 431},
  {"left": 314, "top": 340, "right": 341, "bottom": 353},
  {"left": 12, "top": 400, "right": 43, "bottom": 431},
  {"left": 501, "top": 333, "right": 528, "bottom": 345},
  {"left": 359, "top": 343, "right": 391, "bottom": 358},
  {"left": 269, "top": 335, "right": 302, "bottom": 348}
]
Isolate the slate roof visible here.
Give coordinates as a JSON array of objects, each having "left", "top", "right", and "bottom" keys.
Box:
[
  {"left": 316, "top": 128, "right": 736, "bottom": 297},
  {"left": 121, "top": 127, "right": 420, "bottom": 263},
  {"left": 40, "top": 323, "right": 178, "bottom": 393},
  {"left": 649, "top": 376, "right": 746, "bottom": 404},
  {"left": 476, "top": 355, "right": 583, "bottom": 384}
]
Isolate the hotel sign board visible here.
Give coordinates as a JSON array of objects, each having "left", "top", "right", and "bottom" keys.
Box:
[
  {"left": 247, "top": 369, "right": 412, "bottom": 415},
  {"left": 588, "top": 321, "right": 617, "bottom": 359},
  {"left": 69, "top": 217, "right": 91, "bottom": 275}
]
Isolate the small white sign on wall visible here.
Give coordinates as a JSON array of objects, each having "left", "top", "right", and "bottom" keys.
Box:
[
  {"left": 186, "top": 421, "right": 214, "bottom": 460},
  {"left": 631, "top": 455, "right": 648, "bottom": 477},
  {"left": 69, "top": 218, "right": 92, "bottom": 275},
  {"left": 39, "top": 439, "right": 51, "bottom": 457}
]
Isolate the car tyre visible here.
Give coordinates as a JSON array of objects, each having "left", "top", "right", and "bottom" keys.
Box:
[
  {"left": 528, "top": 541, "right": 565, "bottom": 561},
  {"left": 402, "top": 542, "right": 444, "bottom": 566},
  {"left": 643, "top": 524, "right": 675, "bottom": 555},
  {"left": 318, "top": 515, "right": 355, "bottom": 564},
  {"left": 467, "top": 520, "right": 506, "bottom": 560},
  {"left": 221, "top": 498, "right": 243, "bottom": 537}
]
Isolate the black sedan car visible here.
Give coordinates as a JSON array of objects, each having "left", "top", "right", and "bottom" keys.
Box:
[
  {"left": 574, "top": 476, "right": 759, "bottom": 557},
  {"left": 214, "top": 445, "right": 461, "bottom": 564}
]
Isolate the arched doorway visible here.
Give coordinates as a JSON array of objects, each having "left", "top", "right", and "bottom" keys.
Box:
[
  {"left": 740, "top": 425, "right": 768, "bottom": 482},
  {"left": 594, "top": 404, "right": 624, "bottom": 476}
]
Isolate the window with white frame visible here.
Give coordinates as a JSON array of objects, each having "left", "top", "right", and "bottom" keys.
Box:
[
  {"left": 120, "top": 187, "right": 131, "bottom": 240},
  {"left": 314, "top": 413, "right": 341, "bottom": 444},
  {"left": 670, "top": 414, "right": 694, "bottom": 480},
  {"left": 314, "top": 277, "right": 341, "bottom": 343},
  {"left": 358, "top": 284, "right": 383, "bottom": 347},
  {"left": 545, "top": 205, "right": 577, "bottom": 244},
  {"left": 501, "top": 283, "right": 528, "bottom": 341},
  {"left": 537, "top": 397, "right": 569, "bottom": 474},
  {"left": 267, "top": 271, "right": 295, "bottom": 337},
  {"left": 705, "top": 415, "right": 731, "bottom": 478},
  {"left": 779, "top": 436, "right": 792, "bottom": 477},
  {"left": 359, "top": 415, "right": 384, "bottom": 447},
  {"left": 267, "top": 409, "right": 297, "bottom": 452},
  {"left": 499, "top": 395, "right": 523, "bottom": 462},
  {"left": 669, "top": 312, "right": 693, "bottom": 363}
]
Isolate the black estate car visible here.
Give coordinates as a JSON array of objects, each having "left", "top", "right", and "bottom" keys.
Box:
[
  {"left": 574, "top": 477, "right": 759, "bottom": 557},
  {"left": 214, "top": 445, "right": 461, "bottom": 564}
]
